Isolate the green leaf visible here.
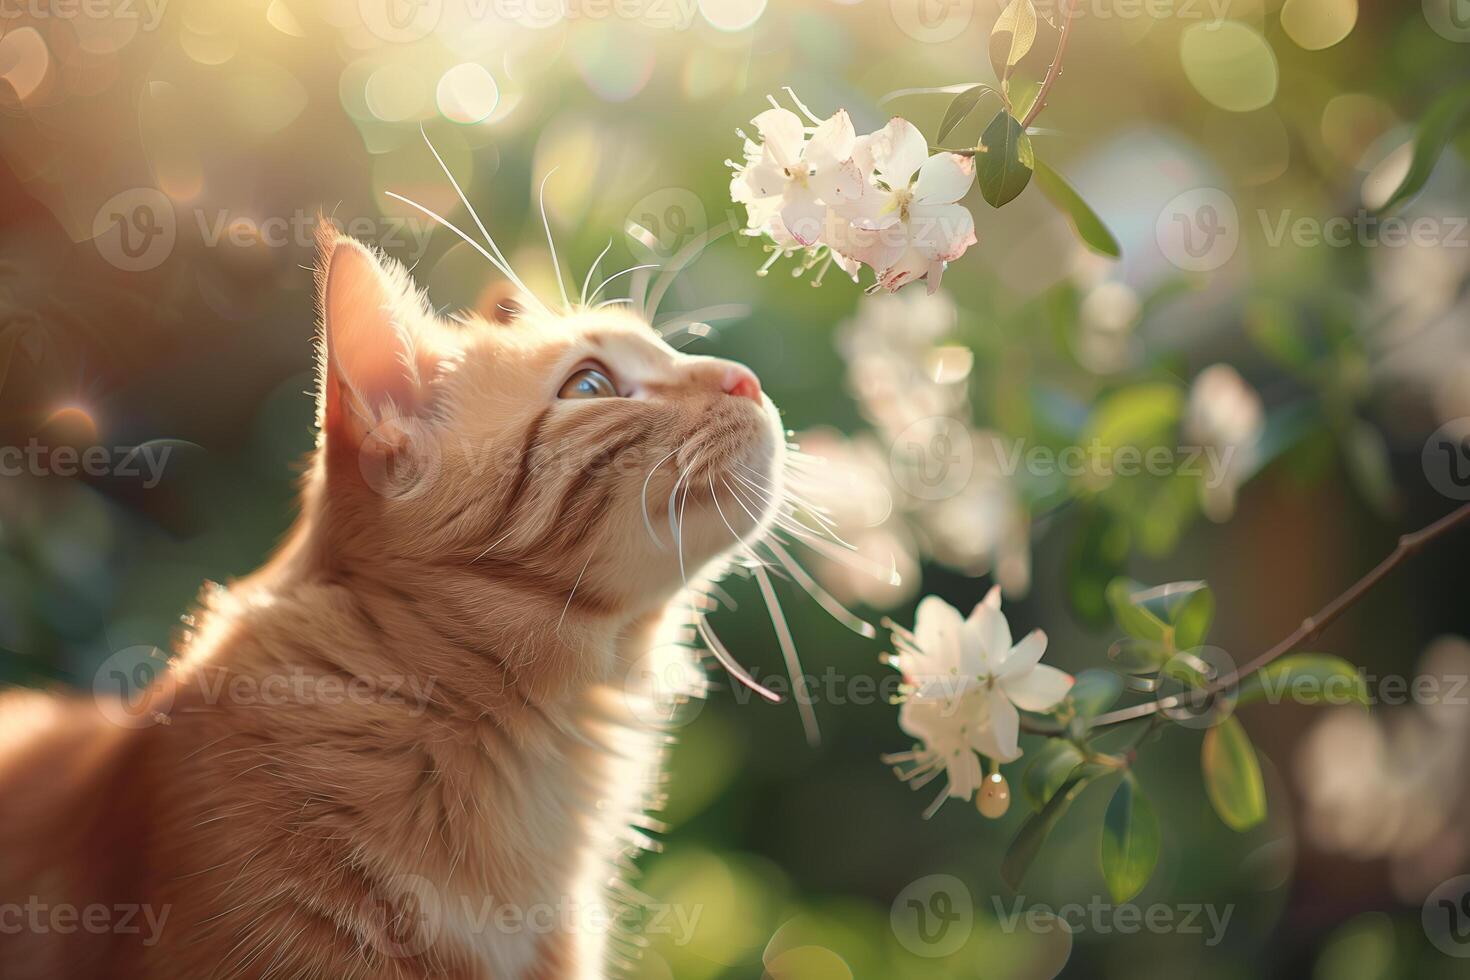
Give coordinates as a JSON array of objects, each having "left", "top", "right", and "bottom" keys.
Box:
[
  {"left": 1084, "top": 383, "right": 1184, "bottom": 452},
  {"left": 1113, "top": 580, "right": 1214, "bottom": 652},
  {"left": 1236, "top": 654, "right": 1369, "bottom": 709},
  {"left": 988, "top": 0, "right": 1038, "bottom": 85},
  {"left": 1022, "top": 739, "right": 1084, "bottom": 810},
  {"left": 977, "top": 111, "right": 1034, "bottom": 208},
  {"left": 1002, "top": 764, "right": 1104, "bottom": 889},
  {"left": 1070, "top": 669, "right": 1124, "bottom": 718},
  {"left": 1008, "top": 77, "right": 1042, "bottom": 122},
  {"left": 1105, "top": 579, "right": 1168, "bottom": 643},
  {"left": 1342, "top": 419, "right": 1398, "bottom": 518},
  {"left": 1172, "top": 587, "right": 1215, "bottom": 651},
  {"left": 1378, "top": 82, "right": 1470, "bottom": 214},
  {"left": 937, "top": 84, "right": 996, "bottom": 143},
  {"left": 1201, "top": 716, "right": 1266, "bottom": 832},
  {"left": 1107, "top": 637, "right": 1169, "bottom": 674},
  {"left": 1035, "top": 159, "right": 1121, "bottom": 258},
  {"left": 1246, "top": 298, "right": 1314, "bottom": 374},
  {"left": 1101, "top": 775, "right": 1160, "bottom": 902}
]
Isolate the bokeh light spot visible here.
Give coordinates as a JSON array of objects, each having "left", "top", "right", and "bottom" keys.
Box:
[
  {"left": 699, "top": 0, "right": 768, "bottom": 32},
  {"left": 436, "top": 63, "right": 500, "bottom": 125},
  {"left": 1180, "top": 21, "right": 1278, "bottom": 113},
  {"left": 0, "top": 27, "right": 51, "bottom": 104},
  {"left": 365, "top": 64, "right": 428, "bottom": 123},
  {"left": 1281, "top": 0, "right": 1357, "bottom": 51}
]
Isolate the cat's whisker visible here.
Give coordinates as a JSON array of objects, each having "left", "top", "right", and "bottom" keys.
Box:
[
  {"left": 471, "top": 524, "right": 519, "bottom": 564},
  {"left": 589, "top": 264, "right": 661, "bottom": 306},
  {"left": 729, "top": 474, "right": 847, "bottom": 546},
  {"left": 641, "top": 447, "right": 681, "bottom": 550},
  {"left": 537, "top": 169, "right": 572, "bottom": 312},
  {"left": 694, "top": 613, "right": 781, "bottom": 704},
  {"left": 557, "top": 551, "right": 595, "bottom": 636},
  {"left": 752, "top": 563, "right": 820, "bottom": 746},
  {"left": 708, "top": 473, "right": 773, "bottom": 571},
  {"left": 765, "top": 538, "right": 876, "bottom": 638},
  {"left": 581, "top": 239, "right": 613, "bottom": 309},
  {"left": 408, "top": 127, "right": 547, "bottom": 314}
]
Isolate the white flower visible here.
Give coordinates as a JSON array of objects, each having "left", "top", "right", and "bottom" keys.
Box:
[
  {"left": 837, "top": 288, "right": 967, "bottom": 438},
  {"left": 886, "top": 589, "right": 1072, "bottom": 817},
  {"left": 731, "top": 107, "right": 863, "bottom": 247},
  {"left": 838, "top": 118, "right": 977, "bottom": 293},
  {"left": 1184, "top": 364, "right": 1264, "bottom": 522},
  {"left": 789, "top": 428, "right": 919, "bottom": 611},
  {"left": 916, "top": 437, "right": 1033, "bottom": 597}
]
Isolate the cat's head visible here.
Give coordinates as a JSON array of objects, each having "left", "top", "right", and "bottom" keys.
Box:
[{"left": 305, "top": 227, "right": 783, "bottom": 622}]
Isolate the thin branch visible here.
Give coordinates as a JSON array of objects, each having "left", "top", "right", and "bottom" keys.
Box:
[
  {"left": 1021, "top": 0, "right": 1079, "bottom": 130},
  {"left": 1089, "top": 499, "right": 1470, "bottom": 730}
]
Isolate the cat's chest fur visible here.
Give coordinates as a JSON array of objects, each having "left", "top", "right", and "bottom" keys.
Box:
[{"left": 143, "top": 572, "right": 682, "bottom": 979}]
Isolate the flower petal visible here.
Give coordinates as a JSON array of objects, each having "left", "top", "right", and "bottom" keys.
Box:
[
  {"left": 806, "top": 109, "right": 856, "bottom": 165},
  {"left": 780, "top": 190, "right": 828, "bottom": 247},
  {"left": 982, "top": 689, "right": 1022, "bottom": 762},
  {"left": 914, "top": 152, "right": 975, "bottom": 205},
  {"left": 913, "top": 595, "right": 965, "bottom": 672},
  {"left": 751, "top": 108, "right": 805, "bottom": 169},
  {"left": 1002, "top": 663, "right": 1074, "bottom": 713},
  {"left": 997, "top": 628, "right": 1048, "bottom": 679},
  {"left": 967, "top": 599, "right": 1012, "bottom": 672},
  {"left": 909, "top": 203, "right": 976, "bottom": 262},
  {"left": 811, "top": 158, "right": 865, "bottom": 206},
  {"left": 731, "top": 156, "right": 785, "bottom": 202},
  {"left": 867, "top": 117, "right": 928, "bottom": 189},
  {"left": 924, "top": 260, "right": 946, "bottom": 294}
]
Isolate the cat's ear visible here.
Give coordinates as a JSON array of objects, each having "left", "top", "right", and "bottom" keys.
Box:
[{"left": 314, "top": 225, "right": 451, "bottom": 453}]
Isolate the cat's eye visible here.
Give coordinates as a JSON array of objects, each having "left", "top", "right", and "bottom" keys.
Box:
[{"left": 559, "top": 366, "right": 620, "bottom": 400}]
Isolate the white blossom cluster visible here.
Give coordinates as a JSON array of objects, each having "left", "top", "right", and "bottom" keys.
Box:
[{"left": 729, "top": 95, "right": 978, "bottom": 293}]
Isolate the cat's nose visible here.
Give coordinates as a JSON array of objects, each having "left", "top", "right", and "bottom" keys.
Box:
[{"left": 719, "top": 363, "right": 762, "bottom": 404}]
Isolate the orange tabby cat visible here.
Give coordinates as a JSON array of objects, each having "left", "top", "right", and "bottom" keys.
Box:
[{"left": 0, "top": 226, "right": 782, "bottom": 979}]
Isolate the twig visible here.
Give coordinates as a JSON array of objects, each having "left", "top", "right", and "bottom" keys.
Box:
[
  {"left": 1021, "top": 0, "right": 1079, "bottom": 130},
  {"left": 1088, "top": 500, "right": 1470, "bottom": 730}
]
